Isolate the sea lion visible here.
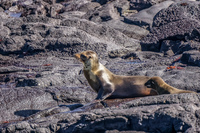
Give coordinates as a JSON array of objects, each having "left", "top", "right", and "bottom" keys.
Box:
[
  {"left": 145, "top": 76, "right": 196, "bottom": 94},
  {"left": 74, "top": 50, "right": 158, "bottom": 102}
]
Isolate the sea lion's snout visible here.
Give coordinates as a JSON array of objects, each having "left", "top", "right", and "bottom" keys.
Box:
[
  {"left": 74, "top": 52, "right": 90, "bottom": 63},
  {"left": 74, "top": 53, "right": 84, "bottom": 63},
  {"left": 74, "top": 53, "right": 80, "bottom": 59}
]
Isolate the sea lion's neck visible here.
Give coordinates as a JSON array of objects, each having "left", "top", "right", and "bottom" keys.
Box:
[
  {"left": 98, "top": 63, "right": 114, "bottom": 76},
  {"left": 84, "top": 61, "right": 112, "bottom": 74},
  {"left": 91, "top": 61, "right": 100, "bottom": 72}
]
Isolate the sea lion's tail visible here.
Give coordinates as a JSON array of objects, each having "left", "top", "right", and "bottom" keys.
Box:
[{"left": 177, "top": 90, "right": 197, "bottom": 94}]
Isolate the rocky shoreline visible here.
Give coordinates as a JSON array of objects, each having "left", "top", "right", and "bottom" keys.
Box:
[{"left": 0, "top": 0, "right": 200, "bottom": 132}]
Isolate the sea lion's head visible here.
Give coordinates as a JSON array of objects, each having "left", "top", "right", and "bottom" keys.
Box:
[
  {"left": 75, "top": 50, "right": 99, "bottom": 70},
  {"left": 145, "top": 76, "right": 164, "bottom": 88},
  {"left": 145, "top": 79, "right": 156, "bottom": 88}
]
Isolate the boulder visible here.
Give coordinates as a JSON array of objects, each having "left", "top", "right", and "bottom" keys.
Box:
[
  {"left": 129, "top": 0, "right": 167, "bottom": 11},
  {"left": 59, "top": 0, "right": 93, "bottom": 12},
  {"left": 84, "top": 0, "right": 130, "bottom": 22},
  {"left": 83, "top": 2, "right": 121, "bottom": 22},
  {"left": 160, "top": 40, "right": 200, "bottom": 56},
  {"left": 153, "top": 1, "right": 200, "bottom": 27},
  {"left": 181, "top": 50, "right": 200, "bottom": 67},
  {"left": 124, "top": 0, "right": 174, "bottom": 28},
  {"left": 102, "top": 19, "right": 149, "bottom": 39},
  {"left": 142, "top": 1, "right": 200, "bottom": 51}
]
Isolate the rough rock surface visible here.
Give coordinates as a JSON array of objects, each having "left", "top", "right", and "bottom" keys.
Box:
[
  {"left": 142, "top": 1, "right": 200, "bottom": 51},
  {"left": 129, "top": 0, "right": 167, "bottom": 11},
  {"left": 2, "top": 94, "right": 200, "bottom": 132},
  {"left": 0, "top": 0, "right": 200, "bottom": 132}
]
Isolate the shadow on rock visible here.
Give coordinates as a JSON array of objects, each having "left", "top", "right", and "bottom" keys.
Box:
[
  {"left": 25, "top": 98, "right": 140, "bottom": 121},
  {"left": 14, "top": 109, "right": 41, "bottom": 117},
  {"left": 24, "top": 103, "right": 84, "bottom": 121}
]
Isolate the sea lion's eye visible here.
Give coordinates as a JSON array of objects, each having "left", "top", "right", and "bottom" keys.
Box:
[
  {"left": 88, "top": 56, "right": 92, "bottom": 59},
  {"left": 80, "top": 54, "right": 87, "bottom": 61}
]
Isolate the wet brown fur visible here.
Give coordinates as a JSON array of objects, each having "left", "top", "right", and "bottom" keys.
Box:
[
  {"left": 75, "top": 50, "right": 158, "bottom": 101},
  {"left": 145, "top": 76, "right": 196, "bottom": 94}
]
